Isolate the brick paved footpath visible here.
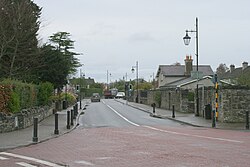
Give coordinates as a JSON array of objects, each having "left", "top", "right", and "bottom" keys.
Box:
[
  {"left": 0, "top": 100, "right": 88, "bottom": 151},
  {"left": 5, "top": 125, "right": 250, "bottom": 167}
]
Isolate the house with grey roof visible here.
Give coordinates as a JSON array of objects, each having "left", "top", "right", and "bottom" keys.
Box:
[
  {"left": 221, "top": 62, "right": 250, "bottom": 85},
  {"left": 156, "top": 56, "right": 214, "bottom": 89}
]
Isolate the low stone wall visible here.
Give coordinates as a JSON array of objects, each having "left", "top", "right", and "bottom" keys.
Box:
[
  {"left": 220, "top": 88, "right": 250, "bottom": 123},
  {"left": 145, "top": 89, "right": 193, "bottom": 113},
  {"left": 136, "top": 87, "right": 250, "bottom": 123},
  {"left": 0, "top": 106, "right": 53, "bottom": 133}
]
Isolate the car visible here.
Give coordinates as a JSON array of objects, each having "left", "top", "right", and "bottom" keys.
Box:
[
  {"left": 115, "top": 92, "right": 125, "bottom": 99},
  {"left": 91, "top": 93, "right": 101, "bottom": 102}
]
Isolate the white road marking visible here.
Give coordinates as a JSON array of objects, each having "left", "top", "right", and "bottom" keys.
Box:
[
  {"left": 16, "top": 162, "right": 37, "bottom": 167},
  {"left": 103, "top": 101, "right": 140, "bottom": 127},
  {"left": 102, "top": 101, "right": 243, "bottom": 143},
  {"left": 107, "top": 104, "right": 140, "bottom": 127},
  {"left": 144, "top": 125, "right": 243, "bottom": 143},
  {"left": 0, "top": 156, "right": 8, "bottom": 160},
  {"left": 0, "top": 152, "right": 64, "bottom": 167},
  {"left": 74, "top": 160, "right": 94, "bottom": 166}
]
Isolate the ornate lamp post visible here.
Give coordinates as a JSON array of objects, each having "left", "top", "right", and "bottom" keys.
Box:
[
  {"left": 131, "top": 61, "right": 139, "bottom": 103},
  {"left": 183, "top": 17, "right": 199, "bottom": 116}
]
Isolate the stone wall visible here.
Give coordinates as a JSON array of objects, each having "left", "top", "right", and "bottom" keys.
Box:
[
  {"left": 220, "top": 88, "right": 250, "bottom": 123},
  {"left": 143, "top": 89, "right": 193, "bottom": 113},
  {"left": 0, "top": 106, "right": 53, "bottom": 133},
  {"left": 137, "top": 86, "right": 250, "bottom": 123}
]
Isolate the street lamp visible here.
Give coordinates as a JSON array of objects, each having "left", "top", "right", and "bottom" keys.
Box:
[
  {"left": 131, "top": 61, "right": 139, "bottom": 103},
  {"left": 183, "top": 17, "right": 199, "bottom": 116}
]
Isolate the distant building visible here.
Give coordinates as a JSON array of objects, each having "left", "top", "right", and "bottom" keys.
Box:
[
  {"left": 220, "top": 62, "right": 250, "bottom": 85},
  {"left": 155, "top": 56, "right": 214, "bottom": 89},
  {"left": 85, "top": 77, "right": 95, "bottom": 86}
]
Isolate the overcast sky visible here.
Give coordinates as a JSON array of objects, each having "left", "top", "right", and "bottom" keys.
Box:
[{"left": 34, "top": 0, "right": 250, "bottom": 83}]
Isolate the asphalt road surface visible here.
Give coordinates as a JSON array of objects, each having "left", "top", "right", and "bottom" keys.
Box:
[
  {"left": 1, "top": 99, "right": 250, "bottom": 167},
  {"left": 78, "top": 99, "right": 185, "bottom": 128}
]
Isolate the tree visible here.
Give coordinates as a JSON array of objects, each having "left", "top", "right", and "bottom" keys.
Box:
[
  {"left": 138, "top": 82, "right": 153, "bottom": 90},
  {"left": 0, "top": 0, "right": 42, "bottom": 81},
  {"left": 49, "top": 32, "right": 81, "bottom": 75},
  {"left": 37, "top": 32, "right": 81, "bottom": 91},
  {"left": 37, "top": 44, "right": 68, "bottom": 89},
  {"left": 216, "top": 63, "right": 229, "bottom": 78},
  {"left": 238, "top": 70, "right": 250, "bottom": 86}
]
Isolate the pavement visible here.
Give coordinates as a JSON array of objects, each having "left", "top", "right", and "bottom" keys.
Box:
[
  {"left": 0, "top": 100, "right": 88, "bottom": 151},
  {"left": 0, "top": 98, "right": 248, "bottom": 151},
  {"left": 115, "top": 99, "right": 248, "bottom": 131}
]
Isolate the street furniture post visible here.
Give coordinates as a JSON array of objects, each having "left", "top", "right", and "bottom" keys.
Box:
[
  {"left": 212, "top": 110, "right": 216, "bottom": 128},
  {"left": 246, "top": 111, "right": 249, "bottom": 130},
  {"left": 172, "top": 105, "right": 175, "bottom": 118},
  {"left": 151, "top": 103, "right": 156, "bottom": 115},
  {"left": 67, "top": 110, "right": 70, "bottom": 129},
  {"left": 54, "top": 113, "right": 59, "bottom": 135},
  {"left": 71, "top": 109, "right": 74, "bottom": 126},
  {"left": 33, "top": 117, "right": 38, "bottom": 142}
]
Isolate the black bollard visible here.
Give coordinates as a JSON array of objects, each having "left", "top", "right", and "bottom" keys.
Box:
[
  {"left": 74, "top": 105, "right": 78, "bottom": 118},
  {"left": 76, "top": 103, "right": 78, "bottom": 113},
  {"left": 67, "top": 110, "right": 70, "bottom": 129},
  {"left": 246, "top": 111, "right": 249, "bottom": 130},
  {"left": 33, "top": 117, "right": 38, "bottom": 142},
  {"left": 151, "top": 103, "right": 156, "bottom": 115},
  {"left": 54, "top": 113, "right": 59, "bottom": 135},
  {"left": 80, "top": 95, "right": 82, "bottom": 109},
  {"left": 71, "top": 109, "right": 74, "bottom": 126},
  {"left": 73, "top": 105, "right": 76, "bottom": 119},
  {"left": 172, "top": 105, "right": 175, "bottom": 118},
  {"left": 212, "top": 110, "right": 216, "bottom": 128}
]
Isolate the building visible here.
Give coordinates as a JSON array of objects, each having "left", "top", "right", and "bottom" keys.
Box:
[
  {"left": 155, "top": 56, "right": 214, "bottom": 89},
  {"left": 221, "top": 62, "right": 250, "bottom": 85}
]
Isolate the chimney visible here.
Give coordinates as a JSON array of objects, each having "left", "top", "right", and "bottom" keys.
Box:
[
  {"left": 230, "top": 64, "right": 235, "bottom": 73},
  {"left": 242, "top": 62, "right": 248, "bottom": 70},
  {"left": 185, "top": 55, "right": 193, "bottom": 76}
]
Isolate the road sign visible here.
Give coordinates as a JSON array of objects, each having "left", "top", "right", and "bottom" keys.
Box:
[{"left": 191, "top": 71, "right": 203, "bottom": 79}]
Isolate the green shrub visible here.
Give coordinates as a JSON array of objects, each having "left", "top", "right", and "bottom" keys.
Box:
[
  {"left": 1, "top": 79, "right": 37, "bottom": 109},
  {"left": 0, "top": 79, "right": 54, "bottom": 113},
  {"left": 37, "top": 82, "right": 54, "bottom": 106},
  {"left": 188, "top": 92, "right": 194, "bottom": 101},
  {"left": 52, "top": 92, "right": 77, "bottom": 106},
  {"left": 8, "top": 91, "right": 20, "bottom": 113},
  {"left": 154, "top": 91, "right": 162, "bottom": 107},
  {"left": 82, "top": 88, "right": 103, "bottom": 97}
]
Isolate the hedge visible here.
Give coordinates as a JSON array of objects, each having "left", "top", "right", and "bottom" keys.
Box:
[{"left": 0, "top": 79, "right": 53, "bottom": 114}]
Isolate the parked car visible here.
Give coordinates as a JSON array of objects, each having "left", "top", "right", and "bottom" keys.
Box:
[
  {"left": 91, "top": 93, "right": 101, "bottom": 102},
  {"left": 115, "top": 92, "right": 125, "bottom": 99}
]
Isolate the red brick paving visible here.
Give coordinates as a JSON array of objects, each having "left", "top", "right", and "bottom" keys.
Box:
[{"left": 3, "top": 126, "right": 250, "bottom": 167}]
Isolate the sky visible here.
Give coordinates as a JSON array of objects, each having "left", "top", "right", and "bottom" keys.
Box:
[{"left": 33, "top": 0, "right": 250, "bottom": 83}]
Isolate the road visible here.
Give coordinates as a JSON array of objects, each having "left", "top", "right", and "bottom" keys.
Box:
[
  {"left": 79, "top": 99, "right": 184, "bottom": 128},
  {"left": 0, "top": 99, "right": 250, "bottom": 167}
]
